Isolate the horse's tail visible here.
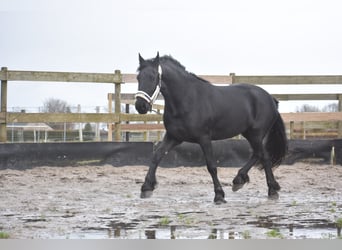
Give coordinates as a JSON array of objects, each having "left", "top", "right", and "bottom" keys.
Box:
[{"left": 265, "top": 100, "right": 288, "bottom": 168}]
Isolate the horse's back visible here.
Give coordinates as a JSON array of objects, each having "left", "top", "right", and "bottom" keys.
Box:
[
  {"left": 208, "top": 83, "right": 278, "bottom": 139},
  {"left": 213, "top": 83, "right": 277, "bottom": 114}
]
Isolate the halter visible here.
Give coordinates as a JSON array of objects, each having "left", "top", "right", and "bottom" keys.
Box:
[{"left": 135, "top": 65, "right": 162, "bottom": 108}]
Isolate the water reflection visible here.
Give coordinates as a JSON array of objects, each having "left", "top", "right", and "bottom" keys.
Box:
[
  {"left": 143, "top": 226, "right": 177, "bottom": 239},
  {"left": 104, "top": 222, "right": 340, "bottom": 239},
  {"left": 145, "top": 230, "right": 155, "bottom": 239}
]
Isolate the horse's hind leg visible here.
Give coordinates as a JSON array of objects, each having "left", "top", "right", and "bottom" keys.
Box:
[
  {"left": 232, "top": 154, "right": 258, "bottom": 192},
  {"left": 232, "top": 135, "right": 260, "bottom": 191},
  {"left": 141, "top": 133, "right": 181, "bottom": 198},
  {"left": 232, "top": 136, "right": 280, "bottom": 198},
  {"left": 261, "top": 150, "right": 281, "bottom": 199}
]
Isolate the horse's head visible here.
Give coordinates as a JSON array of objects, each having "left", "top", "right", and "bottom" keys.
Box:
[{"left": 135, "top": 52, "right": 162, "bottom": 114}]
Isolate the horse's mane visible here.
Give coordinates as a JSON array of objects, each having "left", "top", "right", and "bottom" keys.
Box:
[
  {"left": 161, "top": 55, "right": 210, "bottom": 84},
  {"left": 138, "top": 55, "right": 210, "bottom": 84},
  {"left": 160, "top": 55, "right": 186, "bottom": 71}
]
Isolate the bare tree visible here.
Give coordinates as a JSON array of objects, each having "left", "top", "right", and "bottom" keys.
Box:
[
  {"left": 43, "top": 98, "right": 71, "bottom": 113},
  {"left": 42, "top": 98, "right": 73, "bottom": 130},
  {"left": 322, "top": 103, "right": 338, "bottom": 112},
  {"left": 296, "top": 103, "right": 338, "bottom": 112},
  {"left": 296, "top": 104, "right": 320, "bottom": 112}
]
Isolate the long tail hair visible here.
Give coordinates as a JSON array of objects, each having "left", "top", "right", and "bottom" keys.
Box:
[{"left": 264, "top": 100, "right": 288, "bottom": 168}]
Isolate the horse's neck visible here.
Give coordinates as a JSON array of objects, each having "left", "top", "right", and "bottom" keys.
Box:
[{"left": 161, "top": 70, "right": 195, "bottom": 116}]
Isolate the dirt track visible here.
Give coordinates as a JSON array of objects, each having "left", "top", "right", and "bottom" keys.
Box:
[{"left": 1, "top": 163, "right": 342, "bottom": 239}]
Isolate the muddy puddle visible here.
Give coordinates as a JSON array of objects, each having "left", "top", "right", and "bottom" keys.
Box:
[
  {"left": 66, "top": 220, "right": 341, "bottom": 239},
  {"left": 1, "top": 164, "right": 342, "bottom": 239}
]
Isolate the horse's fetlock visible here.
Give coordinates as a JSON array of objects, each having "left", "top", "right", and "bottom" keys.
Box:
[
  {"left": 141, "top": 180, "right": 157, "bottom": 192},
  {"left": 215, "top": 188, "right": 225, "bottom": 197}
]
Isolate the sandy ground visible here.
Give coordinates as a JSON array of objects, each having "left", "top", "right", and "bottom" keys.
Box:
[{"left": 1, "top": 163, "right": 342, "bottom": 239}]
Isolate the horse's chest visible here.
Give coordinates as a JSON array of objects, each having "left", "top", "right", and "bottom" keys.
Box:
[
  {"left": 164, "top": 118, "right": 187, "bottom": 135},
  {"left": 163, "top": 115, "right": 204, "bottom": 141}
]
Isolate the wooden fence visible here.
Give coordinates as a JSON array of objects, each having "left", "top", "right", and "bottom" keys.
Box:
[{"left": 1, "top": 67, "right": 342, "bottom": 143}]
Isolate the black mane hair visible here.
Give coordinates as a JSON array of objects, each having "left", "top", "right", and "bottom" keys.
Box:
[
  {"left": 161, "top": 55, "right": 210, "bottom": 84},
  {"left": 138, "top": 55, "right": 210, "bottom": 84}
]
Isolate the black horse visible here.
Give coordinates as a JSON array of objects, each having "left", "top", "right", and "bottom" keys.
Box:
[{"left": 135, "top": 53, "right": 287, "bottom": 204}]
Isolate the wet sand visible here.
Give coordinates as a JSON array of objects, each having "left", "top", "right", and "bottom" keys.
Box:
[{"left": 1, "top": 163, "right": 342, "bottom": 239}]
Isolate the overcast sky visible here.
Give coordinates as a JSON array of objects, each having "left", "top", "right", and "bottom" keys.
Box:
[{"left": 1, "top": 0, "right": 342, "bottom": 112}]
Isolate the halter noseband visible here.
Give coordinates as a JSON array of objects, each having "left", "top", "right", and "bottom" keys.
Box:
[{"left": 135, "top": 65, "right": 162, "bottom": 108}]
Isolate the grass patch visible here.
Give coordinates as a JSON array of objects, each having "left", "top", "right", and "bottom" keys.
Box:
[
  {"left": 242, "top": 230, "right": 251, "bottom": 239},
  {"left": 266, "top": 229, "right": 283, "bottom": 239},
  {"left": 336, "top": 218, "right": 342, "bottom": 228},
  {"left": 159, "top": 216, "right": 171, "bottom": 226},
  {"left": 0, "top": 231, "right": 10, "bottom": 239},
  {"left": 177, "top": 213, "right": 196, "bottom": 226},
  {"left": 336, "top": 218, "right": 342, "bottom": 237},
  {"left": 76, "top": 159, "right": 101, "bottom": 165},
  {"left": 330, "top": 208, "right": 336, "bottom": 213}
]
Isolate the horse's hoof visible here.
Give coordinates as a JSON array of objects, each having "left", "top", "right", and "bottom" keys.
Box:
[
  {"left": 232, "top": 174, "right": 249, "bottom": 192},
  {"left": 214, "top": 198, "right": 227, "bottom": 205},
  {"left": 232, "top": 183, "right": 244, "bottom": 192},
  {"left": 140, "top": 190, "right": 153, "bottom": 198},
  {"left": 268, "top": 190, "right": 279, "bottom": 200}
]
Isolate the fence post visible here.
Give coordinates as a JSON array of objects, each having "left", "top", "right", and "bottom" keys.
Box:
[
  {"left": 144, "top": 120, "right": 148, "bottom": 141},
  {"left": 289, "top": 121, "right": 294, "bottom": 139},
  {"left": 0, "top": 67, "right": 8, "bottom": 142},
  {"left": 125, "top": 103, "right": 130, "bottom": 142},
  {"left": 300, "top": 121, "right": 306, "bottom": 139},
  {"left": 113, "top": 70, "right": 123, "bottom": 141},
  {"left": 338, "top": 95, "right": 342, "bottom": 138},
  {"left": 78, "top": 104, "right": 83, "bottom": 142},
  {"left": 107, "top": 93, "right": 113, "bottom": 141},
  {"left": 95, "top": 106, "right": 100, "bottom": 141},
  {"left": 330, "top": 146, "right": 336, "bottom": 165},
  {"left": 229, "top": 73, "right": 236, "bottom": 84}
]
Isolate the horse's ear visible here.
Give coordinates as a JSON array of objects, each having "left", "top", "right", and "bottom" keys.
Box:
[
  {"left": 139, "top": 53, "right": 145, "bottom": 65},
  {"left": 154, "top": 52, "right": 160, "bottom": 66}
]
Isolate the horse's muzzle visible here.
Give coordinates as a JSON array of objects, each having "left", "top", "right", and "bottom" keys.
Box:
[{"left": 135, "top": 97, "right": 151, "bottom": 114}]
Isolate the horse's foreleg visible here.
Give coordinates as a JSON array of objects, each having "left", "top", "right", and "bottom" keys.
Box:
[
  {"left": 199, "top": 137, "right": 226, "bottom": 205},
  {"left": 141, "top": 133, "right": 180, "bottom": 198}
]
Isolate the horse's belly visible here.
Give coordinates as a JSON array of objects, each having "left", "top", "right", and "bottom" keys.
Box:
[
  {"left": 164, "top": 115, "right": 249, "bottom": 142},
  {"left": 211, "top": 126, "right": 243, "bottom": 140},
  {"left": 210, "top": 118, "right": 249, "bottom": 140}
]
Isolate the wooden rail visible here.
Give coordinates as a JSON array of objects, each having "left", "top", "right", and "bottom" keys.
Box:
[
  {"left": 230, "top": 74, "right": 342, "bottom": 85},
  {"left": 281, "top": 112, "right": 342, "bottom": 122},
  {"left": 0, "top": 69, "right": 123, "bottom": 83},
  {"left": 1, "top": 67, "right": 342, "bottom": 142},
  {"left": 5, "top": 113, "right": 120, "bottom": 123}
]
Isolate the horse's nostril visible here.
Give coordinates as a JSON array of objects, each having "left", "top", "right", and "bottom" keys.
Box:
[{"left": 135, "top": 98, "right": 149, "bottom": 114}]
